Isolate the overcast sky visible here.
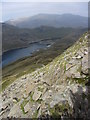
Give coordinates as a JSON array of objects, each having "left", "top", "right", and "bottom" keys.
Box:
[
  {"left": 0, "top": 1, "right": 89, "bottom": 22},
  {"left": 1, "top": 0, "right": 90, "bottom": 2}
]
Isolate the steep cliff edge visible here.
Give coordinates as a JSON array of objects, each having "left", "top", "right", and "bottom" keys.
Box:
[{"left": 0, "top": 32, "right": 90, "bottom": 119}]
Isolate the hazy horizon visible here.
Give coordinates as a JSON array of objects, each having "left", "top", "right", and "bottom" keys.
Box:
[
  {"left": 1, "top": 2, "right": 88, "bottom": 22},
  {"left": 1, "top": 13, "right": 87, "bottom": 23}
]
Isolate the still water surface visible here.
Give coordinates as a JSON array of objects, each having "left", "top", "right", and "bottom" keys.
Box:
[{"left": 1, "top": 42, "right": 50, "bottom": 67}]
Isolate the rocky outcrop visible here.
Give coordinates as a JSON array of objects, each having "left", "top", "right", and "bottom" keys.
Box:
[{"left": 0, "top": 33, "right": 90, "bottom": 119}]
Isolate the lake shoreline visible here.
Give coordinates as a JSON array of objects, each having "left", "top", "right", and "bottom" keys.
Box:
[
  {"left": 2, "top": 41, "right": 52, "bottom": 68},
  {"left": 2, "top": 37, "right": 60, "bottom": 54}
]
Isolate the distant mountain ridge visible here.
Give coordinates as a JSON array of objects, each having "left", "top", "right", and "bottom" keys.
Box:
[{"left": 6, "top": 14, "right": 88, "bottom": 28}]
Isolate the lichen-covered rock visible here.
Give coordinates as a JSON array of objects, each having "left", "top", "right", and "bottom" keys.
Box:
[
  {"left": 26, "top": 82, "right": 36, "bottom": 95},
  {"left": 32, "top": 90, "right": 42, "bottom": 101},
  {"left": 1, "top": 33, "right": 89, "bottom": 119},
  {"left": 24, "top": 102, "right": 30, "bottom": 113},
  {"left": 81, "top": 54, "right": 88, "bottom": 75},
  {"left": 8, "top": 103, "right": 23, "bottom": 118}
]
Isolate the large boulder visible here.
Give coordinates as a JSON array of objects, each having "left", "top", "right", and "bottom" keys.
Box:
[
  {"left": 32, "top": 90, "right": 42, "bottom": 101},
  {"left": 81, "top": 55, "right": 88, "bottom": 75},
  {"left": 24, "top": 102, "right": 30, "bottom": 113},
  {"left": 26, "top": 82, "right": 36, "bottom": 95},
  {"left": 8, "top": 103, "right": 23, "bottom": 118}
]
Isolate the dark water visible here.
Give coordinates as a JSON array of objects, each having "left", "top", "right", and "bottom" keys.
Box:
[{"left": 1, "top": 42, "right": 51, "bottom": 67}]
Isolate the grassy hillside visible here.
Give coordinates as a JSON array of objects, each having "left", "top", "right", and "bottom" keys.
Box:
[
  {"left": 1, "top": 32, "right": 89, "bottom": 119},
  {"left": 2, "top": 23, "right": 86, "bottom": 52},
  {"left": 2, "top": 30, "right": 86, "bottom": 91}
]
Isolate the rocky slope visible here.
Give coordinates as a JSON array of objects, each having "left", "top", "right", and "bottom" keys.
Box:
[{"left": 0, "top": 33, "right": 90, "bottom": 119}]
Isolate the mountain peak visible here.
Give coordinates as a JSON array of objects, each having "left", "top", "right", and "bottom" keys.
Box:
[{"left": 5, "top": 14, "right": 88, "bottom": 29}]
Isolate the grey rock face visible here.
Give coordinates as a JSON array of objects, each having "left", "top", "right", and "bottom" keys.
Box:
[
  {"left": 1, "top": 33, "right": 89, "bottom": 119},
  {"left": 81, "top": 54, "right": 88, "bottom": 75},
  {"left": 32, "top": 90, "right": 42, "bottom": 101},
  {"left": 24, "top": 103, "right": 30, "bottom": 113},
  {"left": 8, "top": 103, "right": 23, "bottom": 118}
]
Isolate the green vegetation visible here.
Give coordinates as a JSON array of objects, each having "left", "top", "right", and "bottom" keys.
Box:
[
  {"left": 38, "top": 86, "right": 44, "bottom": 92},
  {"left": 3, "top": 23, "right": 86, "bottom": 52},
  {"left": 72, "top": 76, "right": 89, "bottom": 85},
  {"left": 2, "top": 29, "right": 87, "bottom": 91},
  {"left": 30, "top": 92, "right": 34, "bottom": 102},
  {"left": 20, "top": 99, "right": 29, "bottom": 114},
  {"left": 49, "top": 102, "right": 72, "bottom": 118},
  {"left": 32, "top": 109, "right": 39, "bottom": 119},
  {"left": 36, "top": 99, "right": 43, "bottom": 104}
]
